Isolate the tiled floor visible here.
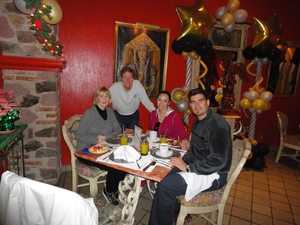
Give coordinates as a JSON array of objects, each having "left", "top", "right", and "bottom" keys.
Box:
[{"left": 57, "top": 150, "right": 300, "bottom": 225}]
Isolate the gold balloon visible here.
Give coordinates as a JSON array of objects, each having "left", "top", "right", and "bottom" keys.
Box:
[
  {"left": 41, "top": 0, "right": 63, "bottom": 24},
  {"left": 227, "top": 0, "right": 240, "bottom": 12},
  {"left": 215, "top": 93, "right": 223, "bottom": 104},
  {"left": 172, "top": 89, "right": 185, "bottom": 102},
  {"left": 192, "top": 53, "right": 200, "bottom": 60},
  {"left": 184, "top": 107, "right": 192, "bottom": 115},
  {"left": 175, "top": 0, "right": 217, "bottom": 40},
  {"left": 240, "top": 98, "right": 252, "bottom": 109},
  {"left": 182, "top": 51, "right": 189, "bottom": 60},
  {"left": 188, "top": 50, "right": 196, "bottom": 58},
  {"left": 252, "top": 99, "right": 266, "bottom": 110},
  {"left": 252, "top": 11, "right": 283, "bottom": 48},
  {"left": 263, "top": 101, "right": 271, "bottom": 111},
  {"left": 221, "top": 13, "right": 234, "bottom": 27}
]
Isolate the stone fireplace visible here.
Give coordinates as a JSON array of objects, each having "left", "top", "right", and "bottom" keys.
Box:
[{"left": 1, "top": 1, "right": 65, "bottom": 184}]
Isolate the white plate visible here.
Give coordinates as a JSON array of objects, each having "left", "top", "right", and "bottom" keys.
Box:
[
  {"left": 147, "top": 137, "right": 160, "bottom": 143},
  {"left": 88, "top": 145, "right": 109, "bottom": 154},
  {"left": 156, "top": 150, "right": 173, "bottom": 158}
]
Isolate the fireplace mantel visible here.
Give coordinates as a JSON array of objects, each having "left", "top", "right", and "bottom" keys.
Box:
[{"left": 0, "top": 55, "right": 66, "bottom": 72}]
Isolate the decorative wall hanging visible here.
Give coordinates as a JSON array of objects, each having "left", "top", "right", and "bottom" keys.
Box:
[{"left": 114, "top": 21, "right": 170, "bottom": 99}]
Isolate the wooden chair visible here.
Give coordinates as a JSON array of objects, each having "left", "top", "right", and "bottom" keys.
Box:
[
  {"left": 176, "top": 139, "right": 251, "bottom": 225},
  {"left": 62, "top": 115, "right": 107, "bottom": 199},
  {"left": 275, "top": 111, "right": 300, "bottom": 165}
]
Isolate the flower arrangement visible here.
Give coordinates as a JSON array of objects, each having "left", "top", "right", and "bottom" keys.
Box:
[{"left": 0, "top": 88, "right": 21, "bottom": 131}]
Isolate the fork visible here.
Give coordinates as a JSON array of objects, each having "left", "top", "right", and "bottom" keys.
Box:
[{"left": 151, "top": 158, "right": 171, "bottom": 167}]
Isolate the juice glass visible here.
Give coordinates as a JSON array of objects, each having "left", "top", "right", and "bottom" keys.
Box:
[
  {"left": 120, "top": 134, "right": 128, "bottom": 145},
  {"left": 140, "top": 140, "right": 149, "bottom": 156},
  {"left": 160, "top": 134, "right": 168, "bottom": 143}
]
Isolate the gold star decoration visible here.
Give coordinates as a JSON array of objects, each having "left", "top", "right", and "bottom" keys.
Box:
[
  {"left": 252, "top": 11, "right": 283, "bottom": 48},
  {"left": 175, "top": 0, "right": 217, "bottom": 40}
]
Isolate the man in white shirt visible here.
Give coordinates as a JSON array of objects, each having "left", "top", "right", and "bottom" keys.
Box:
[{"left": 109, "top": 66, "right": 155, "bottom": 130}]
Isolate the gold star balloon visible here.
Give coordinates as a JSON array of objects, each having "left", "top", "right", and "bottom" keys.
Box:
[
  {"left": 252, "top": 11, "right": 283, "bottom": 48},
  {"left": 175, "top": 0, "right": 217, "bottom": 40}
]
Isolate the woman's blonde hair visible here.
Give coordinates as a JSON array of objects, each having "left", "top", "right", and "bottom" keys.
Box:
[{"left": 92, "top": 87, "right": 111, "bottom": 105}]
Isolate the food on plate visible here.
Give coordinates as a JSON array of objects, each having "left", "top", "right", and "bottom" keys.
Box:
[
  {"left": 125, "top": 128, "right": 134, "bottom": 135},
  {"left": 168, "top": 139, "right": 181, "bottom": 147},
  {"left": 89, "top": 144, "right": 108, "bottom": 153}
]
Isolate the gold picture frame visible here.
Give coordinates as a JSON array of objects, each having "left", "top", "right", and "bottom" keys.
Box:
[
  {"left": 266, "top": 42, "right": 300, "bottom": 96},
  {"left": 114, "top": 21, "right": 170, "bottom": 99}
]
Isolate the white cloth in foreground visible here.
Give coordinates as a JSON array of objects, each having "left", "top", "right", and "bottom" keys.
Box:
[
  {"left": 114, "top": 145, "right": 140, "bottom": 162},
  {"left": 178, "top": 172, "right": 220, "bottom": 201},
  {"left": 0, "top": 171, "right": 98, "bottom": 225}
]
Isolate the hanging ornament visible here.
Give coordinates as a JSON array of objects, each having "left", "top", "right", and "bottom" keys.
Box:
[
  {"left": 21, "top": 0, "right": 64, "bottom": 56},
  {"left": 175, "top": 0, "right": 217, "bottom": 40},
  {"left": 252, "top": 11, "right": 283, "bottom": 48},
  {"left": 13, "top": 0, "right": 35, "bottom": 15},
  {"left": 41, "top": 0, "right": 63, "bottom": 24}
]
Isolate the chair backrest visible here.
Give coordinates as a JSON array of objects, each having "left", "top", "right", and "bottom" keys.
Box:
[
  {"left": 221, "top": 139, "right": 251, "bottom": 203},
  {"left": 0, "top": 171, "right": 98, "bottom": 225},
  {"left": 277, "top": 111, "right": 288, "bottom": 138},
  {"left": 62, "top": 115, "right": 82, "bottom": 165}
]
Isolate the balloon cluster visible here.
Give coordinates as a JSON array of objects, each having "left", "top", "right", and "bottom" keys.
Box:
[
  {"left": 215, "top": 0, "right": 248, "bottom": 32},
  {"left": 214, "top": 87, "right": 223, "bottom": 104},
  {"left": 170, "top": 86, "right": 192, "bottom": 115},
  {"left": 240, "top": 87, "right": 273, "bottom": 114},
  {"left": 243, "top": 43, "right": 280, "bottom": 62},
  {"left": 13, "top": 0, "right": 63, "bottom": 56},
  {"left": 172, "top": 0, "right": 216, "bottom": 59},
  {"left": 243, "top": 12, "right": 283, "bottom": 62},
  {"left": 172, "top": 35, "right": 213, "bottom": 60}
]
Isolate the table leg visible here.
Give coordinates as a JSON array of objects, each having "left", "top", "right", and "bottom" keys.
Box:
[
  {"left": 118, "top": 174, "right": 141, "bottom": 224},
  {"left": 146, "top": 179, "right": 158, "bottom": 199}
]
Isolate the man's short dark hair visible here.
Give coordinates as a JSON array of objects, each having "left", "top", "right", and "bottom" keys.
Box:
[{"left": 188, "top": 88, "right": 208, "bottom": 101}]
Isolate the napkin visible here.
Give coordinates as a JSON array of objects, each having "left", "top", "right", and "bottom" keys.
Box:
[{"left": 114, "top": 145, "right": 140, "bottom": 162}]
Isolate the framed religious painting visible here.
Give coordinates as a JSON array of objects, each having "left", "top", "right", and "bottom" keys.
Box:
[
  {"left": 114, "top": 21, "right": 170, "bottom": 99},
  {"left": 266, "top": 43, "right": 300, "bottom": 96}
]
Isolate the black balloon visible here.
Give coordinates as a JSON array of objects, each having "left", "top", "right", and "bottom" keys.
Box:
[
  {"left": 243, "top": 46, "right": 256, "bottom": 60},
  {"left": 171, "top": 39, "right": 183, "bottom": 54},
  {"left": 257, "top": 142, "right": 270, "bottom": 156},
  {"left": 255, "top": 43, "right": 271, "bottom": 58},
  {"left": 180, "top": 35, "right": 197, "bottom": 52},
  {"left": 250, "top": 155, "right": 265, "bottom": 170},
  {"left": 268, "top": 47, "right": 280, "bottom": 60},
  {"left": 195, "top": 39, "right": 213, "bottom": 56},
  {"left": 251, "top": 145, "right": 258, "bottom": 159}
]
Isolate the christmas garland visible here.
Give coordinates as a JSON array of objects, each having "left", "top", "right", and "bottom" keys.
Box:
[{"left": 24, "top": 0, "right": 63, "bottom": 56}]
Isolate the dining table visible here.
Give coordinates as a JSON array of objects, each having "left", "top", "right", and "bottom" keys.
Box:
[{"left": 74, "top": 135, "right": 186, "bottom": 225}]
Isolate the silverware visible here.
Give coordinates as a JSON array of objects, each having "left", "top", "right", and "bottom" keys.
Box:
[
  {"left": 151, "top": 158, "right": 171, "bottom": 167},
  {"left": 136, "top": 161, "right": 141, "bottom": 169},
  {"left": 143, "top": 161, "right": 156, "bottom": 171},
  {"left": 102, "top": 151, "right": 113, "bottom": 161},
  {"left": 170, "top": 147, "right": 186, "bottom": 153}
]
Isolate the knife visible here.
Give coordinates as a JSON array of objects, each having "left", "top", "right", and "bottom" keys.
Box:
[{"left": 143, "top": 161, "right": 156, "bottom": 172}]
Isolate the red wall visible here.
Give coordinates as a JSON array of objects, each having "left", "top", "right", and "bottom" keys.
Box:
[{"left": 58, "top": 0, "right": 300, "bottom": 165}]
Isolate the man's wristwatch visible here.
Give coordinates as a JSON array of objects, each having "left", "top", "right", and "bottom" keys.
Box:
[{"left": 186, "top": 165, "right": 190, "bottom": 172}]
